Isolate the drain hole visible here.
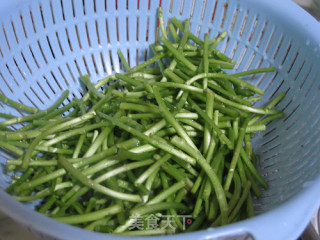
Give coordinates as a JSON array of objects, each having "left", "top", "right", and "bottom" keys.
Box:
[
  {"left": 65, "top": 28, "right": 73, "bottom": 52},
  {"left": 230, "top": 8, "right": 239, "bottom": 32},
  {"left": 82, "top": 56, "right": 91, "bottom": 76},
  {"left": 60, "top": 0, "right": 66, "bottom": 20},
  {"left": 43, "top": 75, "right": 55, "bottom": 95},
  {"left": 24, "top": 92, "right": 38, "bottom": 108},
  {"left": 305, "top": 75, "right": 317, "bottom": 97},
  {"left": 74, "top": 59, "right": 83, "bottom": 76},
  {"left": 287, "top": 52, "right": 299, "bottom": 74},
  {"left": 5, "top": 64, "right": 21, "bottom": 86},
  {"left": 37, "top": 40, "right": 48, "bottom": 64},
  {"left": 229, "top": 40, "right": 238, "bottom": 60},
  {"left": 37, "top": 81, "right": 50, "bottom": 99},
  {"left": 146, "top": 16, "right": 150, "bottom": 42},
  {"left": 13, "top": 57, "right": 27, "bottom": 81},
  {"left": 211, "top": 1, "right": 218, "bottom": 23},
  {"left": 75, "top": 25, "right": 82, "bottom": 49},
  {"left": 235, "top": 45, "right": 248, "bottom": 70},
  {"left": 136, "top": 16, "right": 139, "bottom": 41},
  {"left": 85, "top": 22, "right": 92, "bottom": 47},
  {"left": 220, "top": 3, "right": 228, "bottom": 28},
  {"left": 239, "top": 12, "right": 248, "bottom": 37},
  {"left": 263, "top": 127, "right": 276, "bottom": 137},
  {"left": 58, "top": 66, "right": 70, "bottom": 87},
  {"left": 2, "top": 26, "right": 11, "bottom": 50},
  {"left": 66, "top": 63, "right": 77, "bottom": 83},
  {"left": 11, "top": 21, "right": 19, "bottom": 44},
  {"left": 39, "top": 4, "right": 46, "bottom": 29},
  {"left": 248, "top": 18, "right": 258, "bottom": 42},
  {"left": 0, "top": 71, "right": 14, "bottom": 93},
  {"left": 50, "top": 71, "right": 63, "bottom": 90},
  {"left": 244, "top": 52, "right": 257, "bottom": 72},
  {"left": 109, "top": 50, "right": 114, "bottom": 72},
  {"left": 91, "top": 53, "right": 99, "bottom": 75},
  {"left": 272, "top": 35, "right": 284, "bottom": 60},
  {"left": 20, "top": 51, "right": 33, "bottom": 75},
  {"left": 144, "top": 49, "right": 148, "bottom": 62},
  {"left": 169, "top": 0, "right": 173, "bottom": 13},
  {"left": 82, "top": 0, "right": 86, "bottom": 15},
  {"left": 262, "top": 143, "right": 281, "bottom": 154},
  {"left": 200, "top": 0, "right": 207, "bottom": 20},
  {"left": 116, "top": 18, "right": 120, "bottom": 42},
  {"left": 0, "top": 44, "right": 3, "bottom": 58},
  {"left": 46, "top": 36, "right": 56, "bottom": 59},
  {"left": 29, "top": 45, "right": 40, "bottom": 68},
  {"left": 179, "top": 0, "right": 185, "bottom": 15},
  {"left": 265, "top": 29, "right": 276, "bottom": 54},
  {"left": 50, "top": 0, "right": 56, "bottom": 24},
  {"left": 261, "top": 134, "right": 279, "bottom": 146},
  {"left": 127, "top": 49, "right": 131, "bottom": 68},
  {"left": 30, "top": 10, "right": 37, "bottom": 33},
  {"left": 20, "top": 14, "right": 28, "bottom": 39},
  {"left": 126, "top": 17, "right": 129, "bottom": 42},
  {"left": 106, "top": 18, "right": 111, "bottom": 43},
  {"left": 280, "top": 43, "right": 292, "bottom": 66},
  {"left": 95, "top": 20, "right": 101, "bottom": 45},
  {"left": 299, "top": 67, "right": 311, "bottom": 90},
  {"left": 269, "top": 77, "right": 283, "bottom": 100},
  {"left": 283, "top": 104, "right": 300, "bottom": 123},
  {"left": 292, "top": 60, "right": 306, "bottom": 82},
  {"left": 71, "top": 0, "right": 76, "bottom": 18},
  {"left": 30, "top": 86, "right": 44, "bottom": 105},
  {"left": 135, "top": 49, "right": 139, "bottom": 67},
  {"left": 190, "top": 0, "right": 196, "bottom": 18},
  {"left": 93, "top": 0, "right": 97, "bottom": 13},
  {"left": 56, "top": 32, "right": 65, "bottom": 56},
  {"left": 256, "top": 21, "right": 268, "bottom": 48},
  {"left": 100, "top": 52, "right": 107, "bottom": 73}
]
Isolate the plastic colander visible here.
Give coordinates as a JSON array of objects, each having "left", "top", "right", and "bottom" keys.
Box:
[{"left": 0, "top": 0, "right": 320, "bottom": 239}]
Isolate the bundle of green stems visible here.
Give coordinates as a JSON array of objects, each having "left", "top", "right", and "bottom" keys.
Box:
[{"left": 0, "top": 8, "right": 284, "bottom": 236}]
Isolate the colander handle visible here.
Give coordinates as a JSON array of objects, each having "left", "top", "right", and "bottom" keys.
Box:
[{"left": 301, "top": 221, "right": 320, "bottom": 240}]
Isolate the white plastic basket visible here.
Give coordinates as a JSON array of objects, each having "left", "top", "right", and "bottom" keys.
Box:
[{"left": 0, "top": 0, "right": 320, "bottom": 239}]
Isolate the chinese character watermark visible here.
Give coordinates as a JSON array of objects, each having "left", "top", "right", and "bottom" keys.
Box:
[
  {"left": 128, "top": 213, "right": 144, "bottom": 230},
  {"left": 160, "top": 215, "right": 177, "bottom": 230},
  {"left": 128, "top": 214, "right": 193, "bottom": 231}
]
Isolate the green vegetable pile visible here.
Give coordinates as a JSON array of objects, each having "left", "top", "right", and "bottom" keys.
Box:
[{"left": 0, "top": 8, "right": 285, "bottom": 236}]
